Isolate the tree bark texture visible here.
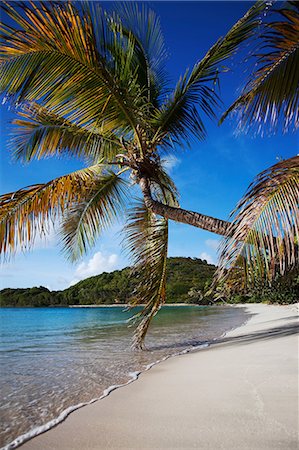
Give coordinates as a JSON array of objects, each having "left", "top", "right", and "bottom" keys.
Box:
[{"left": 139, "top": 177, "right": 231, "bottom": 237}]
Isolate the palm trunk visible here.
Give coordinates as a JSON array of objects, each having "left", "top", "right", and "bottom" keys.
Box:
[{"left": 139, "top": 177, "right": 231, "bottom": 236}]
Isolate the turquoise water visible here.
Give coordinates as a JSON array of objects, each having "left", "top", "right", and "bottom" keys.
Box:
[{"left": 0, "top": 305, "right": 247, "bottom": 448}]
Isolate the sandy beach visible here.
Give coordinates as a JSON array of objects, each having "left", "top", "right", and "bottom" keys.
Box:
[{"left": 20, "top": 303, "right": 298, "bottom": 450}]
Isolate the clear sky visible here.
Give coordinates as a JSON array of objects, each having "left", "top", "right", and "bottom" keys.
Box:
[{"left": 1, "top": 1, "right": 298, "bottom": 290}]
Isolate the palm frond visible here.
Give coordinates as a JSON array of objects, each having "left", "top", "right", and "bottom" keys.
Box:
[
  {"left": 215, "top": 156, "right": 299, "bottom": 293},
  {"left": 0, "top": 165, "right": 102, "bottom": 258},
  {"left": 61, "top": 170, "right": 129, "bottom": 262},
  {"left": 152, "top": 1, "right": 266, "bottom": 147},
  {"left": 150, "top": 166, "right": 180, "bottom": 207},
  {"left": 0, "top": 1, "right": 143, "bottom": 136},
  {"left": 152, "top": 76, "right": 213, "bottom": 147},
  {"left": 10, "top": 103, "right": 123, "bottom": 163},
  {"left": 123, "top": 200, "right": 168, "bottom": 349},
  {"left": 112, "top": 2, "right": 167, "bottom": 106},
  {"left": 221, "top": 2, "right": 299, "bottom": 133}
]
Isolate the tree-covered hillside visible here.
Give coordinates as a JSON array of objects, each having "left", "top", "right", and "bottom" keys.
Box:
[{"left": 0, "top": 257, "right": 215, "bottom": 307}]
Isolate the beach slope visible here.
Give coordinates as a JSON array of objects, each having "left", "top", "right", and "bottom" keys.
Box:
[{"left": 22, "top": 304, "right": 298, "bottom": 450}]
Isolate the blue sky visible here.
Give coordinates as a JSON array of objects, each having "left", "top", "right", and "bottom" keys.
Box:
[{"left": 1, "top": 1, "right": 298, "bottom": 290}]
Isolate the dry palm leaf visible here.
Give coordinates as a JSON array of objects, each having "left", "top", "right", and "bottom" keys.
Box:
[{"left": 215, "top": 156, "right": 299, "bottom": 292}]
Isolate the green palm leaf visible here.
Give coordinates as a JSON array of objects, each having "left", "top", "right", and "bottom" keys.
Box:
[
  {"left": 0, "top": 1, "right": 143, "bottom": 136},
  {"left": 11, "top": 103, "right": 123, "bottom": 163},
  {"left": 0, "top": 165, "right": 102, "bottom": 258},
  {"left": 61, "top": 170, "right": 129, "bottom": 262},
  {"left": 215, "top": 156, "right": 299, "bottom": 292},
  {"left": 221, "top": 2, "right": 299, "bottom": 133},
  {"left": 123, "top": 200, "right": 168, "bottom": 349},
  {"left": 112, "top": 2, "right": 167, "bottom": 106},
  {"left": 152, "top": 1, "right": 266, "bottom": 147}
]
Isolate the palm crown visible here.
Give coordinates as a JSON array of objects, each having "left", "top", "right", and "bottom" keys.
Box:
[{"left": 1, "top": 1, "right": 297, "bottom": 348}]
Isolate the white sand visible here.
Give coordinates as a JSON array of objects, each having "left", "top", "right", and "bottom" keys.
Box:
[{"left": 21, "top": 303, "right": 298, "bottom": 449}]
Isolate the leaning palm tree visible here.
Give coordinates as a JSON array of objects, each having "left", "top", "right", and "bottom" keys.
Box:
[{"left": 0, "top": 1, "right": 267, "bottom": 348}]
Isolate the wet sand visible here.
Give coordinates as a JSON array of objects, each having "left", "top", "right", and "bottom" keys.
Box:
[{"left": 21, "top": 303, "right": 298, "bottom": 450}]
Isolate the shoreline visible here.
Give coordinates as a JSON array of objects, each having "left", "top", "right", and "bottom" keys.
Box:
[
  {"left": 69, "top": 303, "right": 201, "bottom": 307},
  {"left": 2, "top": 304, "right": 246, "bottom": 450},
  {"left": 5, "top": 303, "right": 299, "bottom": 449},
  {"left": 1, "top": 303, "right": 203, "bottom": 309}
]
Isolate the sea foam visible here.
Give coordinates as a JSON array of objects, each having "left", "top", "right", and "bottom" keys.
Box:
[{"left": 2, "top": 342, "right": 209, "bottom": 450}]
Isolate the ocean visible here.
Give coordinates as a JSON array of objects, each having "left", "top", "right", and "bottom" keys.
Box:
[{"left": 0, "top": 305, "right": 247, "bottom": 449}]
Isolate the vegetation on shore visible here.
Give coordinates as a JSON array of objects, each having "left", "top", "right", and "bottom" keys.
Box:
[
  {"left": 1, "top": 257, "right": 297, "bottom": 308},
  {"left": 0, "top": 257, "right": 215, "bottom": 307}
]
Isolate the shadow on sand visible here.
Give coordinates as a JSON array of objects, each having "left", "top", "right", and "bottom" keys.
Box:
[
  {"left": 212, "top": 318, "right": 299, "bottom": 348},
  {"left": 147, "top": 316, "right": 298, "bottom": 352}
]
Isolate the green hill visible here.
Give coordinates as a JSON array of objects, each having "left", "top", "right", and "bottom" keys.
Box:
[{"left": 0, "top": 257, "right": 216, "bottom": 307}]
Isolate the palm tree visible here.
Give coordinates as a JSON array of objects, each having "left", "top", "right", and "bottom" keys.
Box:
[
  {"left": 0, "top": 1, "right": 267, "bottom": 348},
  {"left": 215, "top": 1, "right": 299, "bottom": 295}
]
